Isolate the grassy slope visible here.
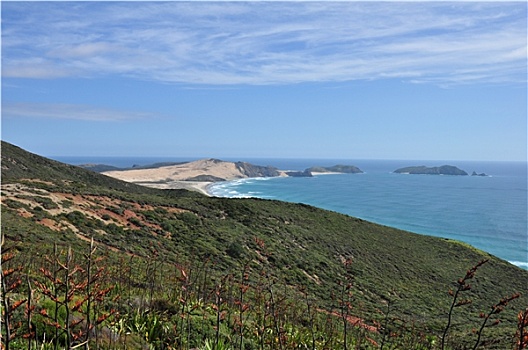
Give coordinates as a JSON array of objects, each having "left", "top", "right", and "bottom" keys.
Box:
[{"left": 2, "top": 141, "right": 527, "bottom": 341}]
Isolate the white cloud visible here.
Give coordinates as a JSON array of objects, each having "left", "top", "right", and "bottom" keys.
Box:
[
  {"left": 2, "top": 102, "right": 156, "bottom": 122},
  {"left": 1, "top": 1, "right": 526, "bottom": 85},
  {"left": 2, "top": 63, "right": 75, "bottom": 79},
  {"left": 48, "top": 42, "right": 117, "bottom": 59}
]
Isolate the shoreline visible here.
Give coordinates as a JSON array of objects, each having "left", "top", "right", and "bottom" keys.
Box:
[
  {"left": 138, "top": 171, "right": 347, "bottom": 196},
  {"left": 100, "top": 159, "right": 351, "bottom": 197}
]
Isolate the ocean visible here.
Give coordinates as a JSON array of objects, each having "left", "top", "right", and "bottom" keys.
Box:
[{"left": 54, "top": 156, "right": 527, "bottom": 269}]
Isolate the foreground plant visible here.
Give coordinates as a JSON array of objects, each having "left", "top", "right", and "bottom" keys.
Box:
[
  {"left": 472, "top": 293, "right": 520, "bottom": 349},
  {"left": 1, "top": 241, "right": 28, "bottom": 350},
  {"left": 31, "top": 242, "right": 117, "bottom": 349},
  {"left": 517, "top": 308, "right": 528, "bottom": 350},
  {"left": 441, "top": 259, "right": 488, "bottom": 350}
]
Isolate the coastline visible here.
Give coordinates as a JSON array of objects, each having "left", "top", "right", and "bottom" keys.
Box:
[
  {"left": 100, "top": 159, "right": 296, "bottom": 196},
  {"left": 136, "top": 171, "right": 347, "bottom": 196},
  {"left": 100, "top": 158, "right": 358, "bottom": 198}
]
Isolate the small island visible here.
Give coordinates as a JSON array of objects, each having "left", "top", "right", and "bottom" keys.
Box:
[
  {"left": 471, "top": 171, "right": 489, "bottom": 177},
  {"left": 393, "top": 165, "right": 468, "bottom": 176},
  {"left": 285, "top": 165, "right": 363, "bottom": 177},
  {"left": 305, "top": 165, "right": 363, "bottom": 174}
]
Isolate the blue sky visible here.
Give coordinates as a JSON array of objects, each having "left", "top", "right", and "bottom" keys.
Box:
[{"left": 1, "top": 1, "right": 526, "bottom": 161}]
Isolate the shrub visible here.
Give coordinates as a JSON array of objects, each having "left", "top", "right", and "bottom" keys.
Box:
[
  {"left": 178, "top": 212, "right": 201, "bottom": 226},
  {"left": 227, "top": 241, "right": 245, "bottom": 258}
]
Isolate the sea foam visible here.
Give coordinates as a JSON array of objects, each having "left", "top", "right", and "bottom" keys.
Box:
[{"left": 510, "top": 261, "right": 528, "bottom": 269}]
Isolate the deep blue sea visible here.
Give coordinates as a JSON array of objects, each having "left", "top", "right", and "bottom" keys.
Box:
[{"left": 54, "top": 156, "right": 527, "bottom": 270}]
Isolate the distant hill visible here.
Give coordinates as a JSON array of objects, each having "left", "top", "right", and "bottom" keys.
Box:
[
  {"left": 78, "top": 163, "right": 123, "bottom": 172},
  {"left": 394, "top": 165, "right": 468, "bottom": 175},
  {"left": 1, "top": 140, "right": 526, "bottom": 349},
  {"left": 79, "top": 161, "right": 187, "bottom": 172}
]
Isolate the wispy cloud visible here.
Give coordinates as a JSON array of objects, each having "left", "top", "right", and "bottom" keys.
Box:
[
  {"left": 1, "top": 2, "right": 526, "bottom": 85},
  {"left": 2, "top": 102, "right": 156, "bottom": 122}
]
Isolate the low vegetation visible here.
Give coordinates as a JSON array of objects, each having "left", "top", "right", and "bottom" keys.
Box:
[{"left": 1, "top": 141, "right": 527, "bottom": 349}]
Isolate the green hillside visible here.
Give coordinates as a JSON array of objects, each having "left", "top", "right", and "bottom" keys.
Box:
[{"left": 1, "top": 141, "right": 526, "bottom": 349}]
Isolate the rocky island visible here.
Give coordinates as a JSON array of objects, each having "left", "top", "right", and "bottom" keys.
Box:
[
  {"left": 471, "top": 171, "right": 489, "bottom": 177},
  {"left": 393, "top": 165, "right": 468, "bottom": 176},
  {"left": 305, "top": 165, "right": 363, "bottom": 174}
]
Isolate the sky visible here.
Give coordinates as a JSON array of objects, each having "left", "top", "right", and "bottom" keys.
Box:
[{"left": 1, "top": 1, "right": 527, "bottom": 161}]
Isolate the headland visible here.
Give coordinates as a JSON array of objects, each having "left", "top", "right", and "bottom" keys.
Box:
[{"left": 100, "top": 159, "right": 363, "bottom": 195}]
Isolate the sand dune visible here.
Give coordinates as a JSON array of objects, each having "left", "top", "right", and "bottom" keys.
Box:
[
  {"left": 102, "top": 159, "right": 285, "bottom": 195},
  {"left": 103, "top": 159, "right": 247, "bottom": 183}
]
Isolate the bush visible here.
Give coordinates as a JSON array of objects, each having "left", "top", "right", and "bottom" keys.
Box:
[
  {"left": 3, "top": 199, "right": 29, "bottom": 210},
  {"left": 227, "top": 240, "right": 244, "bottom": 258},
  {"left": 128, "top": 217, "right": 143, "bottom": 227},
  {"left": 61, "top": 199, "right": 73, "bottom": 208},
  {"left": 107, "top": 206, "right": 124, "bottom": 215},
  {"left": 177, "top": 212, "right": 201, "bottom": 226},
  {"left": 65, "top": 211, "right": 86, "bottom": 226},
  {"left": 34, "top": 196, "right": 59, "bottom": 210}
]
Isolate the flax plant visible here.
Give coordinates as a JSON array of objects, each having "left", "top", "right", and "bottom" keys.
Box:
[
  {"left": 1, "top": 242, "right": 27, "bottom": 350},
  {"left": 516, "top": 308, "right": 528, "bottom": 350},
  {"left": 300, "top": 285, "right": 317, "bottom": 350},
  {"left": 339, "top": 258, "right": 354, "bottom": 350},
  {"left": 472, "top": 292, "right": 521, "bottom": 349},
  {"left": 235, "top": 263, "right": 250, "bottom": 350},
  {"left": 441, "top": 259, "right": 488, "bottom": 350},
  {"left": 25, "top": 268, "right": 36, "bottom": 350}
]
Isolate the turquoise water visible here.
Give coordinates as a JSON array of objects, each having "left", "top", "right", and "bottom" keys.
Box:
[
  {"left": 208, "top": 160, "right": 527, "bottom": 269},
  {"left": 55, "top": 156, "right": 527, "bottom": 269}
]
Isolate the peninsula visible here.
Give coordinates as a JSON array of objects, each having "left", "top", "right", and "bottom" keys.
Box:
[
  {"left": 393, "top": 165, "right": 468, "bottom": 175},
  {"left": 101, "top": 159, "right": 282, "bottom": 194},
  {"left": 100, "top": 159, "right": 363, "bottom": 194}
]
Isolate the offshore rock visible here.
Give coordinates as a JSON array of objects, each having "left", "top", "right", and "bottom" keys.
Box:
[
  {"left": 471, "top": 171, "right": 489, "bottom": 177},
  {"left": 285, "top": 170, "right": 313, "bottom": 177}
]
